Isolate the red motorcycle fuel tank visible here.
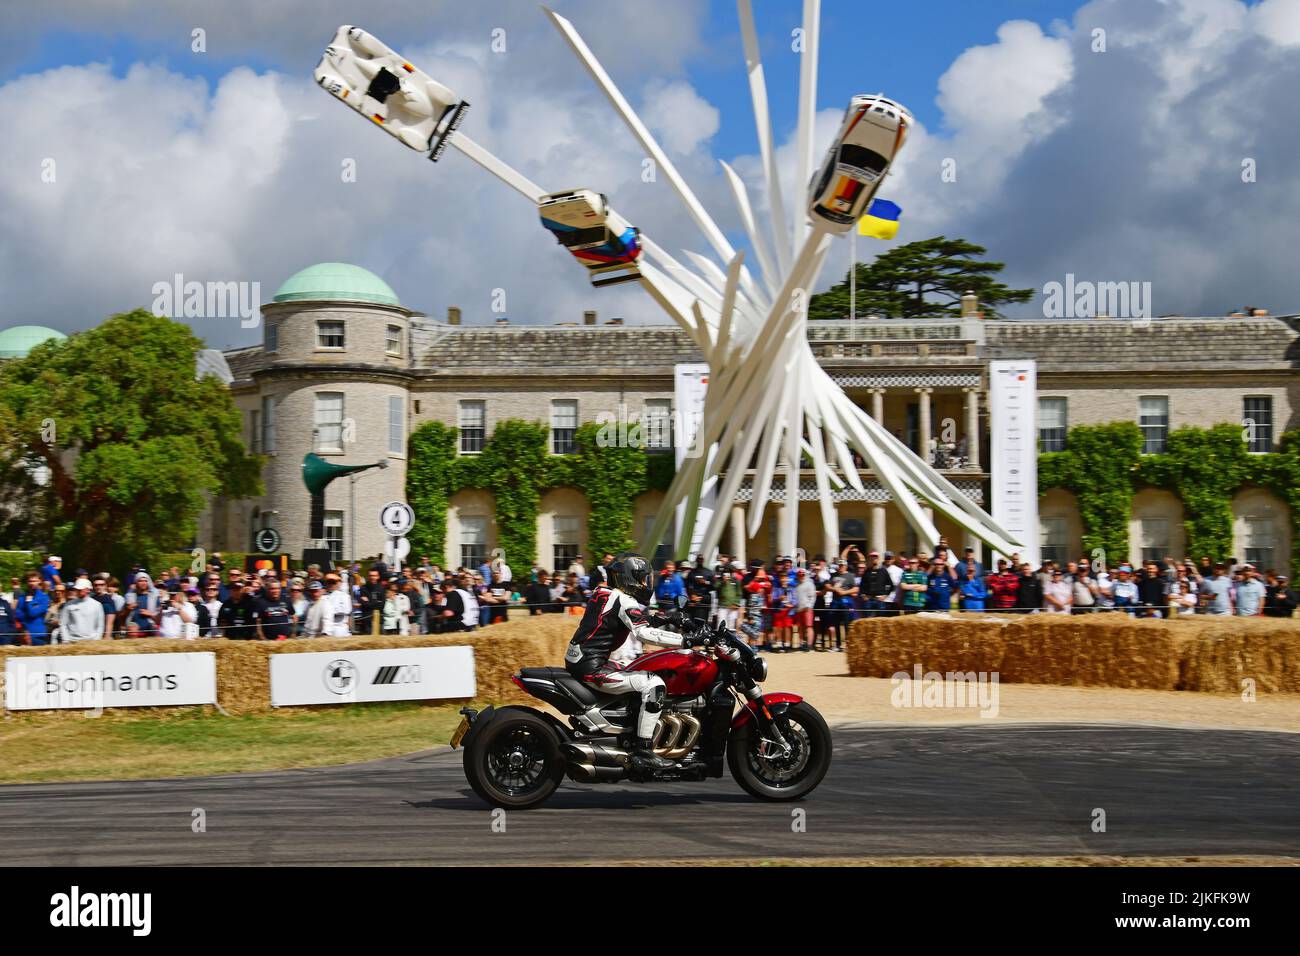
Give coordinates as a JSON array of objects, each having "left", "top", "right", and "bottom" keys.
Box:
[{"left": 625, "top": 649, "right": 719, "bottom": 696}]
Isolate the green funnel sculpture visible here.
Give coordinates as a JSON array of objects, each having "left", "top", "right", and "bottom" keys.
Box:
[{"left": 301, "top": 453, "right": 387, "bottom": 543}]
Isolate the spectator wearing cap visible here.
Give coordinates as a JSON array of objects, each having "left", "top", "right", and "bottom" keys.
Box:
[
  {"left": 860, "top": 551, "right": 893, "bottom": 617},
  {"left": 793, "top": 567, "right": 816, "bottom": 651},
  {"left": 1112, "top": 566, "right": 1140, "bottom": 613},
  {"left": 217, "top": 580, "right": 258, "bottom": 639},
  {"left": 1043, "top": 569, "right": 1072, "bottom": 614},
  {"left": 121, "top": 573, "right": 162, "bottom": 637},
  {"left": 302, "top": 580, "right": 327, "bottom": 637},
  {"left": 0, "top": 589, "right": 18, "bottom": 645},
  {"left": 158, "top": 586, "right": 198, "bottom": 638},
  {"left": 987, "top": 559, "right": 1019, "bottom": 610},
  {"left": 1264, "top": 575, "right": 1296, "bottom": 618},
  {"left": 959, "top": 565, "right": 988, "bottom": 611},
  {"left": 1234, "top": 565, "right": 1266, "bottom": 617},
  {"left": 58, "top": 577, "right": 105, "bottom": 643},
  {"left": 40, "top": 555, "right": 64, "bottom": 589},
  {"left": 14, "top": 571, "right": 51, "bottom": 644}
]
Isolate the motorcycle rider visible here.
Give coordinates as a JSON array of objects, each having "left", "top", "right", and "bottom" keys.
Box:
[{"left": 564, "top": 552, "right": 702, "bottom": 771}]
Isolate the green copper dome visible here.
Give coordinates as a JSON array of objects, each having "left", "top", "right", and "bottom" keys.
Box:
[
  {"left": 272, "top": 263, "right": 401, "bottom": 307},
  {"left": 0, "top": 325, "right": 67, "bottom": 358}
]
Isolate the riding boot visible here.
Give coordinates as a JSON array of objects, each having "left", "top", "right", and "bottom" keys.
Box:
[{"left": 629, "top": 738, "right": 674, "bottom": 770}]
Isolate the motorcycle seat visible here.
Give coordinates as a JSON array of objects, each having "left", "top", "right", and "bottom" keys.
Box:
[{"left": 519, "top": 667, "right": 604, "bottom": 706}]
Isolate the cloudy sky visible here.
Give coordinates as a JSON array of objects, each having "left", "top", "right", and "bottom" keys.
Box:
[{"left": 1, "top": 0, "right": 1297, "bottom": 348}]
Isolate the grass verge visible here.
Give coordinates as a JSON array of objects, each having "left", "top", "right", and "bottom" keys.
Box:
[{"left": 0, "top": 701, "right": 471, "bottom": 785}]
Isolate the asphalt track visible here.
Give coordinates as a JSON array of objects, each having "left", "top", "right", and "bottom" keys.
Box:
[{"left": 1, "top": 724, "right": 1296, "bottom": 865}]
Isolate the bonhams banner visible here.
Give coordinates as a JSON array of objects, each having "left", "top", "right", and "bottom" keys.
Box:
[
  {"left": 5, "top": 653, "right": 218, "bottom": 711},
  {"left": 269, "top": 646, "right": 476, "bottom": 707}
]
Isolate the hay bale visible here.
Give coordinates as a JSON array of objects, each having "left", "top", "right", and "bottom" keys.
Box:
[
  {"left": 849, "top": 612, "right": 1300, "bottom": 693},
  {"left": 0, "top": 614, "right": 580, "bottom": 718}
]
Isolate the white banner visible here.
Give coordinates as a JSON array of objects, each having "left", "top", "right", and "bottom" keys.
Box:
[
  {"left": 988, "top": 359, "right": 1039, "bottom": 568},
  {"left": 270, "top": 646, "right": 475, "bottom": 707},
  {"left": 673, "top": 362, "right": 716, "bottom": 559},
  {"left": 5, "top": 653, "right": 217, "bottom": 711}
]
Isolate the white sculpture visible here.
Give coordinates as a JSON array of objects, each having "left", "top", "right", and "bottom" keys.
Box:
[{"left": 314, "top": 1, "right": 1023, "bottom": 562}]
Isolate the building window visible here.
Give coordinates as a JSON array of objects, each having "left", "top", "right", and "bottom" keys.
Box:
[
  {"left": 1139, "top": 396, "right": 1168, "bottom": 454},
  {"left": 460, "top": 516, "right": 488, "bottom": 569},
  {"left": 317, "top": 320, "right": 345, "bottom": 349},
  {"left": 644, "top": 399, "right": 673, "bottom": 450},
  {"left": 323, "top": 511, "right": 344, "bottom": 563},
  {"left": 1038, "top": 398, "right": 1067, "bottom": 452},
  {"left": 553, "top": 515, "right": 580, "bottom": 571},
  {"left": 314, "top": 392, "right": 345, "bottom": 452},
  {"left": 250, "top": 409, "right": 261, "bottom": 454},
  {"left": 388, "top": 396, "right": 404, "bottom": 455},
  {"left": 261, "top": 396, "right": 276, "bottom": 454},
  {"left": 1244, "top": 396, "right": 1273, "bottom": 453},
  {"left": 265, "top": 323, "right": 278, "bottom": 353},
  {"left": 386, "top": 324, "right": 402, "bottom": 356},
  {"left": 1138, "top": 517, "right": 1169, "bottom": 564},
  {"left": 459, "top": 401, "right": 485, "bottom": 454},
  {"left": 1040, "top": 516, "right": 1068, "bottom": 566},
  {"left": 1243, "top": 517, "right": 1275, "bottom": 569},
  {"left": 551, "top": 400, "right": 578, "bottom": 454}
]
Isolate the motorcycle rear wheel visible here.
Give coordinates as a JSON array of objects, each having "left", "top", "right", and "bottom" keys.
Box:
[
  {"left": 727, "top": 701, "right": 831, "bottom": 801},
  {"left": 463, "top": 707, "right": 565, "bottom": 810}
]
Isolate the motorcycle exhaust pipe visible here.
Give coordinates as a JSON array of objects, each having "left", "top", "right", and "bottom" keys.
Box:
[
  {"left": 663, "top": 715, "right": 701, "bottom": 759},
  {"left": 653, "top": 714, "right": 684, "bottom": 756},
  {"left": 561, "top": 741, "right": 628, "bottom": 782}
]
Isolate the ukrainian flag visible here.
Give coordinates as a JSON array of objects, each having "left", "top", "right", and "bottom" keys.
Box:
[{"left": 857, "top": 199, "right": 901, "bottom": 240}]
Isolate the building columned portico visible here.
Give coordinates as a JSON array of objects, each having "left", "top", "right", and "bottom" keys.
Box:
[{"left": 201, "top": 262, "right": 1299, "bottom": 570}]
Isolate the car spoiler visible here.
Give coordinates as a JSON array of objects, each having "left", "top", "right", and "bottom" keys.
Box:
[
  {"left": 590, "top": 267, "right": 643, "bottom": 288},
  {"left": 428, "top": 100, "right": 470, "bottom": 162}
]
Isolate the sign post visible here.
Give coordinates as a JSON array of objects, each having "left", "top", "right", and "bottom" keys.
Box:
[{"left": 378, "top": 501, "right": 416, "bottom": 573}]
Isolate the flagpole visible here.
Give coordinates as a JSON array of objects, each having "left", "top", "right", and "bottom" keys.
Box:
[{"left": 849, "top": 227, "right": 856, "bottom": 321}]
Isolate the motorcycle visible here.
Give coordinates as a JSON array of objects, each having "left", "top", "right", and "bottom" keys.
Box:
[{"left": 450, "top": 609, "right": 831, "bottom": 809}]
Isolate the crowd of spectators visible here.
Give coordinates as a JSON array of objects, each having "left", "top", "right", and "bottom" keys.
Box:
[{"left": 1, "top": 542, "right": 1294, "bottom": 648}]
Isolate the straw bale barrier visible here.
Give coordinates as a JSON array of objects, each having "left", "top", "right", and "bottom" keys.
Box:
[
  {"left": 847, "top": 613, "right": 1300, "bottom": 692},
  {"left": 0, "top": 614, "right": 575, "bottom": 717}
]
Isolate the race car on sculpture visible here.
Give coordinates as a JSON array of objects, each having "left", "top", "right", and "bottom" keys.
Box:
[
  {"left": 808, "top": 94, "right": 912, "bottom": 231},
  {"left": 539, "top": 189, "right": 643, "bottom": 287},
  {"left": 313, "top": 25, "right": 468, "bottom": 161}
]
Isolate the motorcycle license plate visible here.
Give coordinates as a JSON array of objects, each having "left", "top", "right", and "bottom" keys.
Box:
[{"left": 449, "top": 716, "right": 471, "bottom": 749}]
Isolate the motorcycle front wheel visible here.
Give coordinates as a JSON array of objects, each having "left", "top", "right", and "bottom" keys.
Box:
[
  {"left": 463, "top": 707, "right": 565, "bottom": 810},
  {"left": 727, "top": 701, "right": 831, "bottom": 801}
]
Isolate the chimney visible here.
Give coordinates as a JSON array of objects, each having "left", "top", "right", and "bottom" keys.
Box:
[
  {"left": 960, "top": 291, "right": 979, "bottom": 318},
  {"left": 583, "top": 309, "right": 597, "bottom": 326},
  {"left": 496, "top": 317, "right": 509, "bottom": 326},
  {"left": 606, "top": 317, "right": 623, "bottom": 326},
  {"left": 447, "top": 306, "right": 461, "bottom": 326}
]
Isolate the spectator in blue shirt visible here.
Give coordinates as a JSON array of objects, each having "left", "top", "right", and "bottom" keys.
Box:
[
  {"left": 926, "top": 558, "right": 959, "bottom": 611},
  {"left": 40, "top": 555, "right": 63, "bottom": 588},
  {"left": 959, "top": 566, "right": 988, "bottom": 611},
  {"left": 0, "top": 595, "right": 19, "bottom": 644},
  {"left": 14, "top": 572, "right": 51, "bottom": 645},
  {"left": 956, "top": 547, "right": 984, "bottom": 580},
  {"left": 655, "top": 561, "right": 686, "bottom": 606}
]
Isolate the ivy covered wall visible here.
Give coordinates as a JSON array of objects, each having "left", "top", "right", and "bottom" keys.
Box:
[
  {"left": 406, "top": 419, "right": 674, "bottom": 565},
  {"left": 1039, "top": 422, "right": 1300, "bottom": 574}
]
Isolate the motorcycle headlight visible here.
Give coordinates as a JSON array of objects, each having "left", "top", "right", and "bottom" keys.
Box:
[{"left": 749, "top": 656, "right": 768, "bottom": 682}]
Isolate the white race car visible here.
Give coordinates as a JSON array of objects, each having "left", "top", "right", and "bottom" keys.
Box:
[
  {"left": 539, "top": 189, "right": 642, "bottom": 287},
  {"left": 313, "top": 25, "right": 468, "bottom": 161},
  {"left": 808, "top": 94, "right": 912, "bottom": 231}
]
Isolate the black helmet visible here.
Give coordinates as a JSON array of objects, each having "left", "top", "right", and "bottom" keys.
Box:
[{"left": 609, "top": 552, "right": 653, "bottom": 604}]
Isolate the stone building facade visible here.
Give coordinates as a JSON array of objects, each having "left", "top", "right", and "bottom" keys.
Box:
[{"left": 200, "top": 262, "right": 1300, "bottom": 571}]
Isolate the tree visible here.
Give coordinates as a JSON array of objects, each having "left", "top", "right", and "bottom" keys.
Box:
[
  {"left": 0, "top": 309, "right": 262, "bottom": 571},
  {"left": 808, "top": 236, "right": 1035, "bottom": 320}
]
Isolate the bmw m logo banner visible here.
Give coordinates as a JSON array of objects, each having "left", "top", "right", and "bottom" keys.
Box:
[{"left": 270, "top": 647, "right": 475, "bottom": 706}]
